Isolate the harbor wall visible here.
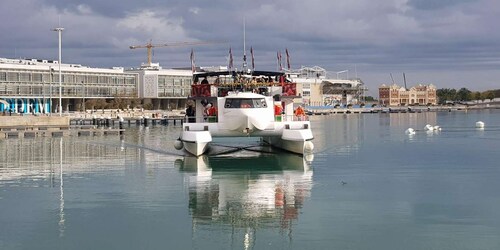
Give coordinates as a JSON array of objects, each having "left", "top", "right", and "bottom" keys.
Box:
[{"left": 0, "top": 116, "right": 70, "bottom": 127}]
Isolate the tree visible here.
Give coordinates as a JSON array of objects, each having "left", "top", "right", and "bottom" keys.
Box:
[
  {"left": 472, "top": 91, "right": 482, "bottom": 102},
  {"left": 364, "top": 96, "right": 377, "bottom": 102},
  {"left": 143, "top": 103, "right": 153, "bottom": 110},
  {"left": 130, "top": 99, "right": 140, "bottom": 109},
  {"left": 450, "top": 88, "right": 458, "bottom": 101},
  {"left": 480, "top": 92, "right": 487, "bottom": 102},
  {"left": 85, "top": 99, "right": 97, "bottom": 111},
  {"left": 95, "top": 99, "right": 108, "bottom": 110},
  {"left": 457, "top": 88, "right": 472, "bottom": 102},
  {"left": 437, "top": 88, "right": 458, "bottom": 104},
  {"left": 486, "top": 91, "right": 495, "bottom": 101}
]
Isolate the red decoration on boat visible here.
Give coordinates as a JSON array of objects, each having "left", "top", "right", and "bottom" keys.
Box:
[
  {"left": 282, "top": 83, "right": 296, "bottom": 96},
  {"left": 191, "top": 84, "right": 211, "bottom": 97}
]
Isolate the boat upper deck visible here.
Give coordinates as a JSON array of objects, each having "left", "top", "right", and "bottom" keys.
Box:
[{"left": 190, "top": 71, "right": 298, "bottom": 98}]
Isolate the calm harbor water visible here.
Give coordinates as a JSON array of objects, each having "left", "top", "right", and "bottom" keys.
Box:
[{"left": 1, "top": 110, "right": 500, "bottom": 250}]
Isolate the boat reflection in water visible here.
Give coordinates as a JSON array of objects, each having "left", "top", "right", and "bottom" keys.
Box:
[{"left": 175, "top": 152, "right": 314, "bottom": 248}]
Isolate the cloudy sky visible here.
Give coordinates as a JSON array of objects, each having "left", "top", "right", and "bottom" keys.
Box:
[{"left": 1, "top": 0, "right": 499, "bottom": 95}]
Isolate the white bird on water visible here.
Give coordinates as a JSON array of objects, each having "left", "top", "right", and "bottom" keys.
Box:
[
  {"left": 405, "top": 128, "right": 416, "bottom": 135},
  {"left": 476, "top": 121, "right": 485, "bottom": 128},
  {"left": 424, "top": 124, "right": 441, "bottom": 131}
]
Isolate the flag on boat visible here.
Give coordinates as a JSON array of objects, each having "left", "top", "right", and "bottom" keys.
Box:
[
  {"left": 228, "top": 47, "right": 233, "bottom": 71},
  {"left": 286, "top": 48, "right": 291, "bottom": 70},
  {"left": 250, "top": 46, "right": 255, "bottom": 71},
  {"left": 190, "top": 49, "right": 196, "bottom": 72}
]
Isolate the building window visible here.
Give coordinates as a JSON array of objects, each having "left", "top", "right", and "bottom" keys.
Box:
[
  {"left": 8, "top": 72, "right": 19, "bottom": 81},
  {"left": 19, "top": 73, "right": 31, "bottom": 82},
  {"left": 158, "top": 76, "right": 166, "bottom": 84},
  {"left": 32, "top": 73, "right": 42, "bottom": 82},
  {"left": 174, "top": 78, "right": 181, "bottom": 86}
]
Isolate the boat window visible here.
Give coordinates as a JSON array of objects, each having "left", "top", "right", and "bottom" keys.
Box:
[{"left": 224, "top": 98, "right": 268, "bottom": 108}]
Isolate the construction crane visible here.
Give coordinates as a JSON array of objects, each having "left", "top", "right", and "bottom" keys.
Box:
[{"left": 129, "top": 40, "right": 216, "bottom": 66}]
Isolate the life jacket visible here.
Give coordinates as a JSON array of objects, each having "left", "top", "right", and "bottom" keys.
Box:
[
  {"left": 208, "top": 106, "right": 217, "bottom": 116},
  {"left": 295, "top": 107, "right": 305, "bottom": 116},
  {"left": 274, "top": 105, "right": 282, "bottom": 115}
]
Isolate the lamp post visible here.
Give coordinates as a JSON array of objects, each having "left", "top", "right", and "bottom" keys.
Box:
[
  {"left": 42, "top": 80, "right": 45, "bottom": 114},
  {"left": 49, "top": 67, "right": 54, "bottom": 115},
  {"left": 81, "top": 81, "right": 85, "bottom": 114},
  {"left": 53, "top": 27, "right": 64, "bottom": 116}
]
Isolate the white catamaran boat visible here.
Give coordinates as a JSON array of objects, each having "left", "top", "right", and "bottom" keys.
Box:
[{"left": 174, "top": 71, "right": 314, "bottom": 156}]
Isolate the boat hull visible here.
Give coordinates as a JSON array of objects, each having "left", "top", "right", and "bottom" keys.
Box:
[
  {"left": 263, "top": 136, "right": 314, "bottom": 155},
  {"left": 178, "top": 91, "right": 314, "bottom": 156},
  {"left": 181, "top": 130, "right": 212, "bottom": 156},
  {"left": 180, "top": 121, "right": 314, "bottom": 155},
  {"left": 263, "top": 125, "right": 314, "bottom": 154},
  {"left": 183, "top": 141, "right": 210, "bottom": 156}
]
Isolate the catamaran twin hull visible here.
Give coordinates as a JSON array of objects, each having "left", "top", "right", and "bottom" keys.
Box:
[
  {"left": 176, "top": 92, "right": 314, "bottom": 156},
  {"left": 180, "top": 120, "right": 314, "bottom": 156}
]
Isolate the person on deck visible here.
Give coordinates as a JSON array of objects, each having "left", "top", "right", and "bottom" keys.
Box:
[
  {"left": 185, "top": 104, "right": 196, "bottom": 123},
  {"left": 294, "top": 105, "right": 305, "bottom": 121},
  {"left": 201, "top": 77, "right": 209, "bottom": 84},
  {"left": 203, "top": 103, "right": 209, "bottom": 121},
  {"left": 207, "top": 102, "right": 217, "bottom": 122},
  {"left": 274, "top": 104, "right": 283, "bottom": 121}
]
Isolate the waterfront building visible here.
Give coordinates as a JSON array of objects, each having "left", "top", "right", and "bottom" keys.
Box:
[
  {"left": 0, "top": 57, "right": 194, "bottom": 114},
  {"left": 0, "top": 57, "right": 138, "bottom": 114},
  {"left": 378, "top": 83, "right": 437, "bottom": 106},
  {"left": 125, "top": 63, "right": 193, "bottom": 110},
  {"left": 287, "top": 66, "right": 366, "bottom": 106}
]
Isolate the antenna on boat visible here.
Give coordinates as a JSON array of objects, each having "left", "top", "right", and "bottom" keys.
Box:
[{"left": 242, "top": 18, "right": 248, "bottom": 72}]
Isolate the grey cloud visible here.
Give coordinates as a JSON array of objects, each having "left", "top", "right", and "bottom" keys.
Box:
[
  {"left": 1, "top": 0, "right": 500, "bottom": 92},
  {"left": 408, "top": 0, "right": 476, "bottom": 10}
]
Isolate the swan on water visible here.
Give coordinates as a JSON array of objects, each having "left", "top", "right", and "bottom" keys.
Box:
[{"left": 476, "top": 121, "right": 485, "bottom": 128}]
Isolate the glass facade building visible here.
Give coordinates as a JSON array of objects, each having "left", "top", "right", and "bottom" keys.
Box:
[{"left": 0, "top": 58, "right": 193, "bottom": 113}]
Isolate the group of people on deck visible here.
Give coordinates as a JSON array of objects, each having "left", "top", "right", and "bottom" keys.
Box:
[
  {"left": 194, "top": 75, "right": 286, "bottom": 86},
  {"left": 274, "top": 104, "right": 306, "bottom": 121},
  {"left": 185, "top": 99, "right": 218, "bottom": 123},
  {"left": 195, "top": 76, "right": 215, "bottom": 85},
  {"left": 204, "top": 102, "right": 217, "bottom": 122}
]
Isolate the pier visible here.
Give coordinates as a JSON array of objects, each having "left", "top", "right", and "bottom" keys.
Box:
[
  {"left": 0, "top": 112, "right": 185, "bottom": 139},
  {"left": 304, "top": 104, "right": 500, "bottom": 115},
  {"left": 69, "top": 116, "right": 184, "bottom": 127},
  {"left": 0, "top": 125, "right": 124, "bottom": 139}
]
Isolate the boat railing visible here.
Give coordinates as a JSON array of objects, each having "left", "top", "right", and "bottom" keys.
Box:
[
  {"left": 275, "top": 114, "right": 309, "bottom": 122},
  {"left": 184, "top": 114, "right": 307, "bottom": 124},
  {"left": 184, "top": 115, "right": 218, "bottom": 124},
  {"left": 190, "top": 82, "right": 297, "bottom": 98}
]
